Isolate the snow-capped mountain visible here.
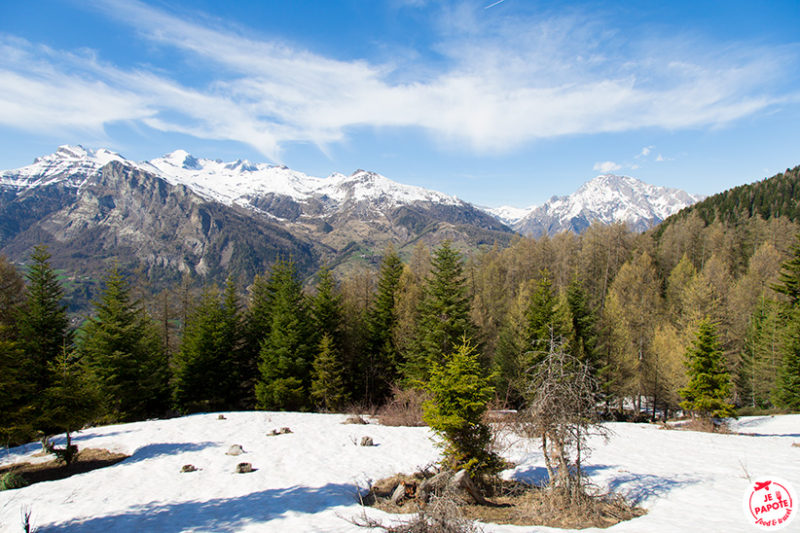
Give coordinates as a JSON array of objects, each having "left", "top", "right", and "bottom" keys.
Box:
[
  {"left": 490, "top": 174, "right": 703, "bottom": 237},
  {"left": 0, "top": 146, "right": 512, "bottom": 297},
  {"left": 1, "top": 145, "right": 462, "bottom": 213},
  {"left": 141, "top": 150, "right": 461, "bottom": 212}
]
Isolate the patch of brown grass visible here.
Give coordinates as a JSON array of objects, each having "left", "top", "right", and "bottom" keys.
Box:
[
  {"left": 0, "top": 448, "right": 129, "bottom": 489},
  {"left": 377, "top": 386, "right": 429, "bottom": 427},
  {"left": 365, "top": 474, "right": 644, "bottom": 530}
]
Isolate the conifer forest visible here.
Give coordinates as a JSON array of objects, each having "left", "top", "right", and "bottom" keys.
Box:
[{"left": 2, "top": 208, "right": 800, "bottom": 446}]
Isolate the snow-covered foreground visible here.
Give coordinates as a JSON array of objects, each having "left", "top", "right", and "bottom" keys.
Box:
[{"left": 1, "top": 413, "right": 798, "bottom": 532}]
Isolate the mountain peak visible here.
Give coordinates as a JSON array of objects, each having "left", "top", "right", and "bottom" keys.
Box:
[{"left": 500, "top": 174, "right": 702, "bottom": 237}]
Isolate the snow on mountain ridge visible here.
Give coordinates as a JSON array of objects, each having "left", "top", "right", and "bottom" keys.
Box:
[
  {"left": 0, "top": 146, "right": 462, "bottom": 212},
  {"left": 508, "top": 174, "right": 703, "bottom": 237}
]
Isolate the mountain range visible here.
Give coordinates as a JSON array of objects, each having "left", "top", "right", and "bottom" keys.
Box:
[{"left": 0, "top": 145, "right": 701, "bottom": 299}]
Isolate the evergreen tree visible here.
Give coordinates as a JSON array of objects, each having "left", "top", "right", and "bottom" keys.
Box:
[
  {"left": 17, "top": 245, "right": 71, "bottom": 399},
  {"left": 364, "top": 249, "right": 404, "bottom": 403},
  {"left": 773, "top": 234, "right": 800, "bottom": 305},
  {"left": 522, "top": 270, "right": 571, "bottom": 373},
  {"left": 679, "top": 319, "right": 734, "bottom": 418},
  {"left": 0, "top": 326, "right": 29, "bottom": 443},
  {"left": 566, "top": 276, "right": 601, "bottom": 379},
  {"left": 41, "top": 348, "right": 99, "bottom": 464},
  {"left": 311, "top": 265, "right": 344, "bottom": 346},
  {"left": 80, "top": 264, "right": 168, "bottom": 422},
  {"left": 406, "top": 242, "right": 475, "bottom": 383},
  {"left": 773, "top": 309, "right": 800, "bottom": 410},
  {"left": 255, "top": 258, "right": 314, "bottom": 411},
  {"left": 494, "top": 281, "right": 534, "bottom": 407},
  {"left": 310, "top": 333, "right": 349, "bottom": 412},
  {"left": 423, "top": 337, "right": 502, "bottom": 477},
  {"left": 173, "top": 280, "right": 242, "bottom": 413}
]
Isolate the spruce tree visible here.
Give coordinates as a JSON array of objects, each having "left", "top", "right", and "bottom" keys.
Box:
[
  {"left": 311, "top": 265, "right": 344, "bottom": 346},
  {"left": 173, "top": 280, "right": 242, "bottom": 413},
  {"left": 773, "top": 309, "right": 800, "bottom": 410},
  {"left": 772, "top": 233, "right": 800, "bottom": 306},
  {"left": 423, "top": 337, "right": 502, "bottom": 477},
  {"left": 679, "top": 319, "right": 734, "bottom": 418},
  {"left": 406, "top": 242, "right": 475, "bottom": 383},
  {"left": 17, "top": 245, "right": 71, "bottom": 400},
  {"left": 41, "top": 348, "right": 99, "bottom": 464},
  {"left": 255, "top": 259, "right": 314, "bottom": 411},
  {"left": 310, "top": 333, "right": 349, "bottom": 412},
  {"left": 364, "top": 249, "right": 404, "bottom": 403},
  {"left": 80, "top": 264, "right": 168, "bottom": 422}
]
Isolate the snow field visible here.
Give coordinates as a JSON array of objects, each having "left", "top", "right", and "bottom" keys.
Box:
[{"left": 1, "top": 413, "right": 798, "bottom": 532}]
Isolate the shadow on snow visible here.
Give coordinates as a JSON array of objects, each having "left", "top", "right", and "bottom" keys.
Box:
[
  {"left": 38, "top": 483, "right": 358, "bottom": 533},
  {"left": 121, "top": 442, "right": 219, "bottom": 464}
]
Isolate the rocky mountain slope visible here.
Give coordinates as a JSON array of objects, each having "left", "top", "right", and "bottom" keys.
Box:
[
  {"left": 0, "top": 146, "right": 513, "bottom": 297},
  {"left": 486, "top": 175, "right": 702, "bottom": 237}
]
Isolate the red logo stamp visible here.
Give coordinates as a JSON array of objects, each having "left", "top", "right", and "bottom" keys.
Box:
[{"left": 743, "top": 477, "right": 796, "bottom": 530}]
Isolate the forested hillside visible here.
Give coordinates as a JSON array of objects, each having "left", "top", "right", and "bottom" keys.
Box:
[
  {"left": 3, "top": 174, "right": 800, "bottom": 445},
  {"left": 659, "top": 165, "right": 800, "bottom": 229}
]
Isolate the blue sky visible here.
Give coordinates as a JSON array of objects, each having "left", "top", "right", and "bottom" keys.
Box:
[{"left": 0, "top": 0, "right": 798, "bottom": 207}]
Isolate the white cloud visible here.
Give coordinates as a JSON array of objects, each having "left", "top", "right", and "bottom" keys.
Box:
[
  {"left": 0, "top": 0, "right": 796, "bottom": 160},
  {"left": 639, "top": 146, "right": 654, "bottom": 157},
  {"left": 593, "top": 161, "right": 622, "bottom": 173}
]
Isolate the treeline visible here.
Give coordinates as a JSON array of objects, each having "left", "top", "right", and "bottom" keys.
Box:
[
  {"left": 3, "top": 211, "right": 800, "bottom": 445},
  {"left": 660, "top": 165, "right": 800, "bottom": 229}
]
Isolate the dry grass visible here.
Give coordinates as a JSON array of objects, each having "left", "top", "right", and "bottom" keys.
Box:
[
  {"left": 377, "top": 386, "right": 429, "bottom": 427},
  {"left": 0, "top": 448, "right": 128, "bottom": 489},
  {"left": 678, "top": 418, "right": 731, "bottom": 434},
  {"left": 364, "top": 473, "right": 644, "bottom": 530}
]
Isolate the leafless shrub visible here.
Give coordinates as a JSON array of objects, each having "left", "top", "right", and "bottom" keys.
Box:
[
  {"left": 516, "top": 339, "right": 609, "bottom": 498},
  {"left": 377, "top": 386, "right": 429, "bottom": 427},
  {"left": 20, "top": 505, "right": 37, "bottom": 533},
  {"left": 350, "top": 492, "right": 483, "bottom": 533}
]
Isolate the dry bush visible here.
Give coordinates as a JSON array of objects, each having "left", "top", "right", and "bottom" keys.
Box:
[
  {"left": 351, "top": 493, "right": 483, "bottom": 533},
  {"left": 377, "top": 386, "right": 430, "bottom": 427},
  {"left": 510, "top": 485, "right": 645, "bottom": 529},
  {"left": 681, "top": 417, "right": 731, "bottom": 433}
]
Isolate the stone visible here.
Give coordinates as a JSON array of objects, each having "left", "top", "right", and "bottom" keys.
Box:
[
  {"left": 217, "top": 414, "right": 226, "bottom": 420},
  {"left": 342, "top": 415, "right": 368, "bottom": 425},
  {"left": 360, "top": 436, "right": 374, "bottom": 447},
  {"left": 226, "top": 444, "right": 244, "bottom": 456},
  {"left": 235, "top": 462, "right": 253, "bottom": 474},
  {"left": 268, "top": 427, "right": 293, "bottom": 436},
  {"left": 180, "top": 464, "right": 197, "bottom": 473}
]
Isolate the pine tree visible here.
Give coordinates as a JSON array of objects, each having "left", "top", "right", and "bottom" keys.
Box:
[
  {"left": 80, "top": 264, "right": 168, "bottom": 422},
  {"left": 364, "top": 249, "right": 404, "bottom": 403},
  {"left": 522, "top": 270, "right": 571, "bottom": 372},
  {"left": 679, "top": 319, "right": 734, "bottom": 418},
  {"left": 310, "top": 333, "right": 349, "bottom": 412},
  {"left": 0, "top": 326, "right": 29, "bottom": 443},
  {"left": 423, "top": 337, "right": 502, "bottom": 477},
  {"left": 406, "top": 242, "right": 475, "bottom": 383},
  {"left": 17, "top": 245, "right": 71, "bottom": 400},
  {"left": 255, "top": 258, "right": 314, "bottom": 411}
]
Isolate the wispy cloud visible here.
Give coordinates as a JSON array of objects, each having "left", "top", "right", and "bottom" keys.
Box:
[
  {"left": 0, "top": 0, "right": 795, "bottom": 161},
  {"left": 593, "top": 161, "right": 622, "bottom": 174}
]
